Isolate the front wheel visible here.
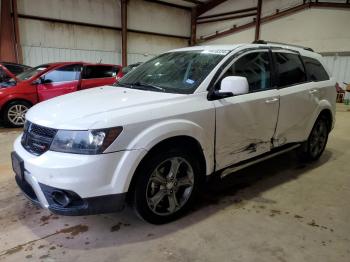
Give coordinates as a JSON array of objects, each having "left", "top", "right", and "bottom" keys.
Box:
[
  {"left": 132, "top": 148, "right": 200, "bottom": 224},
  {"left": 298, "top": 115, "right": 329, "bottom": 161},
  {"left": 3, "top": 101, "right": 31, "bottom": 128}
]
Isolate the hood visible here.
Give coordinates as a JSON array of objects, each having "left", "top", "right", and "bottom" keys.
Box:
[{"left": 26, "top": 86, "right": 185, "bottom": 129}]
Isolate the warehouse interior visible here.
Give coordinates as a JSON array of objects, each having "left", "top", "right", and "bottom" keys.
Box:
[{"left": 0, "top": 0, "right": 350, "bottom": 261}]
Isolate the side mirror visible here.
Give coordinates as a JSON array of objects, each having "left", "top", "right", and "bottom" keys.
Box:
[
  {"left": 220, "top": 76, "right": 249, "bottom": 95},
  {"left": 31, "top": 78, "right": 42, "bottom": 85},
  {"left": 208, "top": 76, "right": 249, "bottom": 100}
]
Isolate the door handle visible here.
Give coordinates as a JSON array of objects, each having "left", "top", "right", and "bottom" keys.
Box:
[
  {"left": 309, "top": 89, "right": 318, "bottom": 94},
  {"left": 265, "top": 97, "right": 279, "bottom": 104}
]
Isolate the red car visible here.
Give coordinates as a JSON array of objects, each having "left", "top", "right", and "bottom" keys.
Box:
[{"left": 0, "top": 62, "right": 123, "bottom": 127}]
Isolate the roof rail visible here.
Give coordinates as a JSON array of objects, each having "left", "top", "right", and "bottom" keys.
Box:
[{"left": 252, "top": 40, "right": 314, "bottom": 52}]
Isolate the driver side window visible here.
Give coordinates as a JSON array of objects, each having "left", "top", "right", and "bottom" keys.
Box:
[
  {"left": 222, "top": 51, "right": 271, "bottom": 92},
  {"left": 43, "top": 64, "right": 82, "bottom": 83}
]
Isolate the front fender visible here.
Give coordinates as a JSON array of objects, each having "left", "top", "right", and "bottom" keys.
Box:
[{"left": 106, "top": 119, "right": 214, "bottom": 176}]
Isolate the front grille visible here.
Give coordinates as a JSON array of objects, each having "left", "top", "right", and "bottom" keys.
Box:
[{"left": 21, "top": 121, "right": 58, "bottom": 156}]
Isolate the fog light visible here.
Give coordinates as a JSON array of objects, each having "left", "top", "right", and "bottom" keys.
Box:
[{"left": 52, "top": 191, "right": 71, "bottom": 207}]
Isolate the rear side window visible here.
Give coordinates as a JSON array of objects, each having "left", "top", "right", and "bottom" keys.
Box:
[
  {"left": 43, "top": 64, "right": 82, "bottom": 83},
  {"left": 83, "top": 66, "right": 118, "bottom": 79},
  {"left": 274, "top": 52, "right": 306, "bottom": 88},
  {"left": 302, "top": 56, "right": 329, "bottom": 81}
]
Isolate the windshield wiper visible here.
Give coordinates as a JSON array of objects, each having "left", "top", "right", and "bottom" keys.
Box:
[
  {"left": 115, "top": 82, "right": 133, "bottom": 88},
  {"left": 133, "top": 82, "right": 165, "bottom": 92}
]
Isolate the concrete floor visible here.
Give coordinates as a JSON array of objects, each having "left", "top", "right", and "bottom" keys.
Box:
[{"left": 0, "top": 105, "right": 349, "bottom": 262}]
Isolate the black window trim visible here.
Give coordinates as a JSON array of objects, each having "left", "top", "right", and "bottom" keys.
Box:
[
  {"left": 301, "top": 55, "right": 330, "bottom": 83},
  {"left": 82, "top": 65, "right": 118, "bottom": 80},
  {"left": 207, "top": 47, "right": 275, "bottom": 100},
  {"left": 271, "top": 49, "right": 308, "bottom": 89}
]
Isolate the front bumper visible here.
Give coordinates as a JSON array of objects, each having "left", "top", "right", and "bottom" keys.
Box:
[
  {"left": 15, "top": 173, "right": 126, "bottom": 215},
  {"left": 13, "top": 135, "right": 147, "bottom": 215}
]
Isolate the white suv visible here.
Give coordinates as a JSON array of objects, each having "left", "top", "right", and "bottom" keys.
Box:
[{"left": 12, "top": 42, "right": 336, "bottom": 224}]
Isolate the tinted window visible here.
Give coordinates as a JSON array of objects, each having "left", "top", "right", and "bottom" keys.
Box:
[
  {"left": 3, "top": 64, "right": 29, "bottom": 75},
  {"left": 0, "top": 68, "right": 11, "bottom": 82},
  {"left": 43, "top": 64, "right": 82, "bottom": 83},
  {"left": 274, "top": 52, "right": 306, "bottom": 87},
  {"left": 222, "top": 52, "right": 271, "bottom": 92},
  {"left": 302, "top": 56, "right": 329, "bottom": 81},
  {"left": 83, "top": 66, "right": 118, "bottom": 79}
]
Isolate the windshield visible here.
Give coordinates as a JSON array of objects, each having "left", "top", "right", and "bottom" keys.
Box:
[
  {"left": 117, "top": 50, "right": 229, "bottom": 94},
  {"left": 15, "top": 64, "right": 50, "bottom": 81}
]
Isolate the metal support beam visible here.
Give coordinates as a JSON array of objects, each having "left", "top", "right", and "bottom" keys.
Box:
[
  {"left": 0, "top": 0, "right": 19, "bottom": 63},
  {"left": 190, "top": 7, "right": 197, "bottom": 45},
  {"left": 18, "top": 14, "right": 189, "bottom": 40},
  {"left": 200, "top": 2, "right": 350, "bottom": 42},
  {"left": 197, "top": 12, "right": 256, "bottom": 24},
  {"left": 197, "top": 0, "right": 228, "bottom": 16},
  {"left": 144, "top": 0, "right": 191, "bottom": 11},
  {"left": 121, "top": 0, "right": 127, "bottom": 67},
  {"left": 12, "top": 0, "right": 22, "bottom": 63},
  {"left": 197, "top": 7, "right": 257, "bottom": 20},
  {"left": 182, "top": 0, "right": 203, "bottom": 5},
  {"left": 255, "top": 0, "right": 262, "bottom": 41}
]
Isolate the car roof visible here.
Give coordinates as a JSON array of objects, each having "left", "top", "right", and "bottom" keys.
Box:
[
  {"left": 170, "top": 43, "right": 320, "bottom": 59},
  {"left": 43, "top": 62, "right": 120, "bottom": 67},
  {"left": 171, "top": 44, "right": 244, "bottom": 52},
  {"left": 0, "top": 61, "right": 31, "bottom": 68},
  {"left": 170, "top": 42, "right": 315, "bottom": 53}
]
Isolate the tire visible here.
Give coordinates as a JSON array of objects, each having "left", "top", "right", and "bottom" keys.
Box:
[
  {"left": 2, "top": 101, "right": 31, "bottom": 128},
  {"left": 132, "top": 146, "right": 201, "bottom": 224},
  {"left": 297, "top": 115, "right": 329, "bottom": 162}
]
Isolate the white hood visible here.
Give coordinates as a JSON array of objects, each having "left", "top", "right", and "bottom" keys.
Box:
[{"left": 26, "top": 86, "right": 184, "bottom": 129}]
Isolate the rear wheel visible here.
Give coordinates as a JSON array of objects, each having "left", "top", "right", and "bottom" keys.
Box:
[
  {"left": 3, "top": 101, "right": 31, "bottom": 128},
  {"left": 298, "top": 115, "right": 329, "bottom": 161},
  {"left": 132, "top": 147, "right": 200, "bottom": 224}
]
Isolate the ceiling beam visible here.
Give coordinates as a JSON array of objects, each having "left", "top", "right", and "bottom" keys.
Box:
[
  {"left": 144, "top": 0, "right": 191, "bottom": 11},
  {"left": 197, "top": 7, "right": 257, "bottom": 20},
  {"left": 199, "top": 1, "right": 350, "bottom": 42},
  {"left": 181, "top": 0, "right": 203, "bottom": 5},
  {"left": 197, "top": 12, "right": 257, "bottom": 24},
  {"left": 197, "top": 0, "right": 228, "bottom": 16}
]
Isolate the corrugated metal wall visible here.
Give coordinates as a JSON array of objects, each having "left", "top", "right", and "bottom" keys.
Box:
[
  {"left": 17, "top": 0, "right": 190, "bottom": 66},
  {"left": 324, "top": 55, "right": 350, "bottom": 87},
  {"left": 22, "top": 46, "right": 121, "bottom": 66}
]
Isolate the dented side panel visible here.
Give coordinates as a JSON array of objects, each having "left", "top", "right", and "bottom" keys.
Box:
[{"left": 214, "top": 89, "right": 279, "bottom": 170}]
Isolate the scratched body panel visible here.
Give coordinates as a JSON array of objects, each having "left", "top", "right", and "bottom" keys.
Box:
[{"left": 214, "top": 89, "right": 279, "bottom": 170}]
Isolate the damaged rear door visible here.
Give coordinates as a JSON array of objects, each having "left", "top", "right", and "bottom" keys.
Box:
[{"left": 214, "top": 49, "right": 279, "bottom": 170}]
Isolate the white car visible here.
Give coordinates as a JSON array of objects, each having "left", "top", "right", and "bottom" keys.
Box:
[{"left": 12, "top": 42, "right": 336, "bottom": 224}]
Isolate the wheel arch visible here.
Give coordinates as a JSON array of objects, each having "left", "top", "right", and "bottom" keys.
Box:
[
  {"left": 304, "top": 102, "right": 334, "bottom": 140},
  {"left": 1, "top": 98, "right": 33, "bottom": 112},
  {"left": 0, "top": 98, "right": 33, "bottom": 121},
  {"left": 318, "top": 108, "right": 333, "bottom": 133},
  {"left": 126, "top": 135, "right": 207, "bottom": 202}
]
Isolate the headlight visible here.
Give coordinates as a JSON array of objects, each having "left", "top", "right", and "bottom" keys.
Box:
[{"left": 50, "top": 127, "right": 123, "bottom": 155}]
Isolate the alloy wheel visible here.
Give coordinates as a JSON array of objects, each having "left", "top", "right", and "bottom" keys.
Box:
[
  {"left": 309, "top": 120, "right": 327, "bottom": 158},
  {"left": 146, "top": 157, "right": 194, "bottom": 216},
  {"left": 7, "top": 104, "right": 28, "bottom": 126}
]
